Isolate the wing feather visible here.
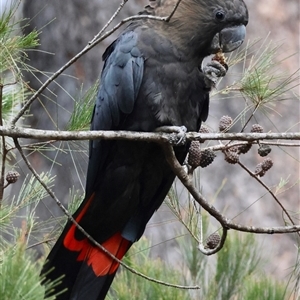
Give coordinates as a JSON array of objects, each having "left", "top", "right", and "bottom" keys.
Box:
[{"left": 86, "top": 31, "right": 144, "bottom": 198}]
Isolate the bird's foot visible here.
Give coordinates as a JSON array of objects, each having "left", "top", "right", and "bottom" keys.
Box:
[
  {"left": 155, "top": 125, "right": 187, "bottom": 146},
  {"left": 203, "top": 60, "right": 228, "bottom": 87}
]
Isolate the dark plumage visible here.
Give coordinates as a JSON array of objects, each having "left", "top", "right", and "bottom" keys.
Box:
[{"left": 42, "top": 0, "right": 248, "bottom": 299}]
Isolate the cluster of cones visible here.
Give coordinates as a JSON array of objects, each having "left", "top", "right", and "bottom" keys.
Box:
[{"left": 187, "top": 116, "right": 273, "bottom": 177}]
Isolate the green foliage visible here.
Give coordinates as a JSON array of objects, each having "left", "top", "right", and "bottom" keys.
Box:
[
  {"left": 214, "top": 38, "right": 300, "bottom": 132},
  {"left": 109, "top": 233, "right": 289, "bottom": 300},
  {"left": 0, "top": 1, "right": 39, "bottom": 124},
  {"left": 67, "top": 81, "right": 98, "bottom": 131},
  {"left": 286, "top": 246, "right": 300, "bottom": 300},
  {"left": 109, "top": 237, "right": 191, "bottom": 300},
  {"left": 178, "top": 232, "right": 262, "bottom": 299},
  {"left": 0, "top": 2, "right": 39, "bottom": 75},
  {"left": 242, "top": 277, "right": 287, "bottom": 300},
  {"left": 0, "top": 236, "right": 57, "bottom": 300},
  {"left": 1, "top": 84, "right": 29, "bottom": 123},
  {"left": 0, "top": 17, "right": 64, "bottom": 298},
  {"left": 0, "top": 173, "right": 55, "bottom": 237},
  {"left": 0, "top": 241, "right": 42, "bottom": 300},
  {"left": 166, "top": 188, "right": 202, "bottom": 241},
  {"left": 0, "top": 173, "right": 58, "bottom": 299},
  {"left": 0, "top": 12, "right": 49, "bottom": 300},
  {"left": 208, "top": 233, "right": 260, "bottom": 299},
  {"left": 239, "top": 41, "right": 299, "bottom": 108},
  {"left": 68, "top": 188, "right": 85, "bottom": 214},
  {"left": 164, "top": 188, "right": 290, "bottom": 300}
]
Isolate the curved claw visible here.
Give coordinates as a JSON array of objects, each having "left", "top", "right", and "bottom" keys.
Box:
[
  {"left": 155, "top": 125, "right": 187, "bottom": 146},
  {"left": 172, "top": 126, "right": 187, "bottom": 145},
  {"left": 203, "top": 60, "right": 227, "bottom": 87}
]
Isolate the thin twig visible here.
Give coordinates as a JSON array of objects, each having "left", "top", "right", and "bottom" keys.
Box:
[
  {"left": 260, "top": 141, "right": 300, "bottom": 147},
  {"left": 3, "top": 182, "right": 10, "bottom": 189},
  {"left": 165, "top": 0, "right": 182, "bottom": 22},
  {"left": 88, "top": 0, "right": 128, "bottom": 46},
  {"left": 26, "top": 237, "right": 61, "bottom": 250},
  {"left": 0, "top": 83, "right": 7, "bottom": 206},
  {"left": 240, "top": 102, "right": 260, "bottom": 133},
  {"left": 196, "top": 141, "right": 300, "bottom": 154},
  {"left": 0, "top": 141, "right": 6, "bottom": 199},
  {"left": 238, "top": 161, "right": 299, "bottom": 236},
  {"left": 190, "top": 197, "right": 228, "bottom": 256},
  {"left": 7, "top": 140, "right": 57, "bottom": 152},
  {"left": 166, "top": 195, "right": 200, "bottom": 243},
  {"left": 13, "top": 137, "right": 200, "bottom": 290}
]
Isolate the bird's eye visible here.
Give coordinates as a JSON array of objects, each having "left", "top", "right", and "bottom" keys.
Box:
[{"left": 215, "top": 11, "right": 225, "bottom": 20}]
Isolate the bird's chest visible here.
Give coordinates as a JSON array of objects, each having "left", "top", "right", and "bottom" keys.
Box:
[
  {"left": 141, "top": 59, "right": 209, "bottom": 131},
  {"left": 121, "top": 28, "right": 210, "bottom": 132}
]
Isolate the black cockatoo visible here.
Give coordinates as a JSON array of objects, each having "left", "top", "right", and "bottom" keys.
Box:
[{"left": 42, "top": 0, "right": 248, "bottom": 299}]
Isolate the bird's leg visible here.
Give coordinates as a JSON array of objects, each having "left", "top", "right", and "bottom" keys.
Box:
[
  {"left": 155, "top": 125, "right": 187, "bottom": 145},
  {"left": 203, "top": 60, "right": 228, "bottom": 87}
]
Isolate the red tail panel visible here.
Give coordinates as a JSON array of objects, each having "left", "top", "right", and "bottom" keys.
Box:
[
  {"left": 63, "top": 194, "right": 94, "bottom": 253},
  {"left": 85, "top": 232, "right": 130, "bottom": 276},
  {"left": 63, "top": 194, "right": 131, "bottom": 277}
]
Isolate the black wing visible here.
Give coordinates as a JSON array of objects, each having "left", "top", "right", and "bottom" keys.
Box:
[{"left": 85, "top": 31, "right": 144, "bottom": 198}]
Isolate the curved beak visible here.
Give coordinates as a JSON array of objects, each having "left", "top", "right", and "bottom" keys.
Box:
[
  {"left": 220, "top": 25, "right": 246, "bottom": 52},
  {"left": 210, "top": 24, "right": 246, "bottom": 53}
]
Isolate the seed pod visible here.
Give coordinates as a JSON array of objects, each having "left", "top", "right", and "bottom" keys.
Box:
[
  {"left": 261, "top": 157, "right": 274, "bottom": 171},
  {"left": 258, "top": 144, "right": 271, "bottom": 157},
  {"left": 6, "top": 171, "right": 20, "bottom": 184},
  {"left": 188, "top": 141, "right": 202, "bottom": 169},
  {"left": 224, "top": 150, "right": 239, "bottom": 164},
  {"left": 228, "top": 143, "right": 239, "bottom": 153},
  {"left": 219, "top": 115, "right": 233, "bottom": 132},
  {"left": 254, "top": 163, "right": 265, "bottom": 177},
  {"left": 212, "top": 51, "right": 228, "bottom": 70},
  {"left": 251, "top": 124, "right": 264, "bottom": 133},
  {"left": 199, "top": 149, "right": 216, "bottom": 168},
  {"left": 205, "top": 233, "right": 221, "bottom": 249},
  {"left": 238, "top": 143, "right": 252, "bottom": 154},
  {"left": 199, "top": 125, "right": 210, "bottom": 134}
]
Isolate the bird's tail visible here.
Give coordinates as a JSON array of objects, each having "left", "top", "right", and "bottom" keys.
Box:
[{"left": 41, "top": 195, "right": 132, "bottom": 300}]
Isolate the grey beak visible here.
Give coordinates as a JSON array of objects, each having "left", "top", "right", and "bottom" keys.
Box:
[
  {"left": 219, "top": 25, "right": 246, "bottom": 52},
  {"left": 210, "top": 24, "right": 246, "bottom": 53}
]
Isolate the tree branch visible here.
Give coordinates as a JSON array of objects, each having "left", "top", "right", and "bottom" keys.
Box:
[
  {"left": 161, "top": 143, "right": 300, "bottom": 236},
  {"left": 1, "top": 125, "right": 300, "bottom": 142}
]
